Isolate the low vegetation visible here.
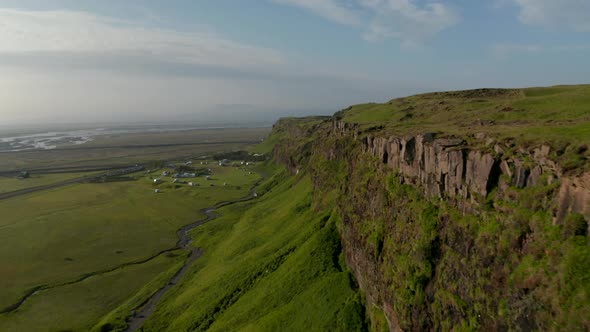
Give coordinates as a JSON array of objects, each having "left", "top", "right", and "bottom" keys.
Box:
[
  {"left": 0, "top": 251, "right": 186, "bottom": 332},
  {"left": 340, "top": 85, "right": 590, "bottom": 151},
  {"left": 0, "top": 171, "right": 100, "bottom": 194},
  {"left": 139, "top": 166, "right": 367, "bottom": 331},
  {"left": 0, "top": 161, "right": 260, "bottom": 330},
  {"left": 265, "top": 85, "right": 590, "bottom": 330},
  {"left": 2, "top": 84, "right": 588, "bottom": 331}
]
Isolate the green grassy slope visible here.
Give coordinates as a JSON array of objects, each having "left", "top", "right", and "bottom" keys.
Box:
[
  {"left": 341, "top": 84, "right": 590, "bottom": 146},
  {"left": 140, "top": 167, "right": 367, "bottom": 332},
  {"left": 249, "top": 116, "right": 329, "bottom": 155}
]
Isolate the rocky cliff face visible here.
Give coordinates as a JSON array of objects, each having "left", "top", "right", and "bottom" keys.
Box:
[
  {"left": 361, "top": 124, "right": 588, "bottom": 224},
  {"left": 272, "top": 117, "right": 590, "bottom": 331},
  {"left": 556, "top": 173, "right": 590, "bottom": 223}
]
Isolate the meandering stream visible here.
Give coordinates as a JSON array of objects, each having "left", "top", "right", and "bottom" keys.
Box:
[
  {"left": 124, "top": 172, "right": 265, "bottom": 331},
  {"left": 0, "top": 170, "right": 265, "bottom": 332}
]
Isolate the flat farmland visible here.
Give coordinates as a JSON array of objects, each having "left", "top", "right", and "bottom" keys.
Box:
[
  {"left": 0, "top": 127, "right": 270, "bottom": 171},
  {"left": 0, "top": 161, "right": 261, "bottom": 331},
  {"left": 0, "top": 171, "right": 101, "bottom": 194}
]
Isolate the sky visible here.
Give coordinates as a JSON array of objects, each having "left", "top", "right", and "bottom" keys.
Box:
[{"left": 0, "top": 0, "right": 589, "bottom": 125}]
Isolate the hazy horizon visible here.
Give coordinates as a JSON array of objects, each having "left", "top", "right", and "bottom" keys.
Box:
[
  {"left": 0, "top": 0, "right": 589, "bottom": 126},
  {"left": 0, "top": 106, "right": 331, "bottom": 128}
]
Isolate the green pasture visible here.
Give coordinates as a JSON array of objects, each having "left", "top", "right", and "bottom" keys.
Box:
[
  {"left": 0, "top": 162, "right": 260, "bottom": 329},
  {"left": 342, "top": 84, "right": 590, "bottom": 146},
  {"left": 0, "top": 251, "right": 186, "bottom": 332},
  {"left": 0, "top": 171, "right": 101, "bottom": 194}
]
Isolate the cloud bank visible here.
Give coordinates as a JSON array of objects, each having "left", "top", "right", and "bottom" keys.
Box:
[
  {"left": 0, "top": 8, "right": 285, "bottom": 71},
  {"left": 271, "top": 0, "right": 361, "bottom": 25},
  {"left": 270, "top": 0, "right": 459, "bottom": 45},
  {"left": 510, "top": 0, "right": 590, "bottom": 31},
  {"left": 0, "top": 8, "right": 405, "bottom": 125}
]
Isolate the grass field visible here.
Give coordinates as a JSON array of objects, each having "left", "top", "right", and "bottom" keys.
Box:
[
  {"left": 0, "top": 250, "right": 186, "bottom": 332},
  {"left": 0, "top": 161, "right": 261, "bottom": 330},
  {"left": 0, "top": 171, "right": 101, "bottom": 194},
  {"left": 341, "top": 84, "right": 590, "bottom": 146},
  {"left": 137, "top": 166, "right": 367, "bottom": 332}
]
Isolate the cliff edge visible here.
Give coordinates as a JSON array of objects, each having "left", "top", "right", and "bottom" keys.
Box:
[{"left": 268, "top": 85, "right": 590, "bottom": 331}]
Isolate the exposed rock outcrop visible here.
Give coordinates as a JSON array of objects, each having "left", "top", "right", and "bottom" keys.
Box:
[
  {"left": 352, "top": 122, "right": 587, "bottom": 222},
  {"left": 556, "top": 172, "right": 590, "bottom": 226},
  {"left": 273, "top": 117, "right": 590, "bottom": 331},
  {"left": 364, "top": 134, "right": 533, "bottom": 199}
]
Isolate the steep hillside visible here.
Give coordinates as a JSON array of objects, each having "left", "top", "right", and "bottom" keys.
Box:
[
  {"left": 269, "top": 85, "right": 590, "bottom": 331},
  {"left": 132, "top": 165, "right": 367, "bottom": 332}
]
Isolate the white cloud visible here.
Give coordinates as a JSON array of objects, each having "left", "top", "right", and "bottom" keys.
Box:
[
  {"left": 270, "top": 0, "right": 361, "bottom": 25},
  {"left": 491, "top": 43, "right": 543, "bottom": 57},
  {"left": 510, "top": 0, "right": 590, "bottom": 31},
  {"left": 359, "top": 0, "right": 459, "bottom": 45},
  {"left": 0, "top": 8, "right": 399, "bottom": 125},
  {"left": 270, "top": 0, "right": 459, "bottom": 45},
  {"left": 491, "top": 43, "right": 590, "bottom": 58},
  {"left": 0, "top": 8, "right": 285, "bottom": 69}
]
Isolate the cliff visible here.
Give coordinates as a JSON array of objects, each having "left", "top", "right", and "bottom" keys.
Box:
[
  {"left": 362, "top": 130, "right": 588, "bottom": 223},
  {"left": 269, "top": 85, "right": 590, "bottom": 331}
]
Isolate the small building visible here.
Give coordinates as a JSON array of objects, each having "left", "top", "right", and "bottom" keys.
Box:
[
  {"left": 173, "top": 179, "right": 179, "bottom": 183},
  {"left": 162, "top": 171, "right": 170, "bottom": 176},
  {"left": 174, "top": 173, "right": 196, "bottom": 178},
  {"left": 218, "top": 159, "right": 231, "bottom": 166},
  {"left": 206, "top": 175, "right": 211, "bottom": 180},
  {"left": 155, "top": 189, "right": 161, "bottom": 193},
  {"left": 153, "top": 178, "right": 162, "bottom": 184},
  {"left": 188, "top": 182, "right": 194, "bottom": 187},
  {"left": 17, "top": 170, "right": 30, "bottom": 179}
]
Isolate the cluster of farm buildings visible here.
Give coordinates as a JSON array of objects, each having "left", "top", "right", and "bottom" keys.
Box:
[{"left": 151, "top": 157, "right": 258, "bottom": 194}]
